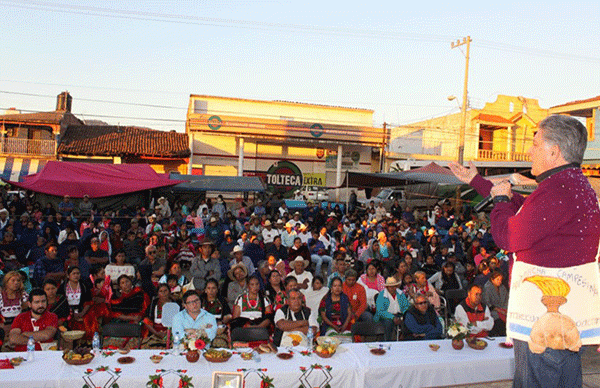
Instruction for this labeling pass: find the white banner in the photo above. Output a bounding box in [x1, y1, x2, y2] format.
[507, 260, 600, 351]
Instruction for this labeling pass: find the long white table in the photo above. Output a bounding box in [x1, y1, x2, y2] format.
[0, 339, 515, 388]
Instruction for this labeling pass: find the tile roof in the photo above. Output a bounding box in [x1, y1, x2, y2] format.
[58, 126, 190, 159]
[472, 113, 514, 125]
[0, 111, 83, 125]
[550, 95, 600, 109]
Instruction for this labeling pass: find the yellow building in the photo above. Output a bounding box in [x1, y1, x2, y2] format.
[186, 95, 386, 196]
[389, 95, 548, 170]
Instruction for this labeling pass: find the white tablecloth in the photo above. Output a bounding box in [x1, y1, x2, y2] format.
[0, 339, 515, 388]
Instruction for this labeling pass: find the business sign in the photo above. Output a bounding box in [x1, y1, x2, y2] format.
[265, 160, 303, 197]
[310, 123, 324, 138]
[303, 173, 326, 187]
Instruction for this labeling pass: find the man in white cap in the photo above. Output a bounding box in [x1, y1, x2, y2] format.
[374, 276, 410, 341]
[281, 222, 297, 248]
[297, 224, 311, 245]
[229, 245, 255, 275]
[261, 219, 279, 245]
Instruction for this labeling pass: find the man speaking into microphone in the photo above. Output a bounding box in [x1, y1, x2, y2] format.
[450, 115, 600, 388]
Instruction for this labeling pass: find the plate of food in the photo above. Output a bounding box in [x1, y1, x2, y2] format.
[204, 349, 232, 363]
[466, 338, 488, 350]
[428, 344, 440, 352]
[370, 348, 386, 355]
[117, 356, 135, 364]
[240, 351, 254, 361]
[10, 357, 25, 366]
[63, 348, 94, 365]
[277, 352, 293, 360]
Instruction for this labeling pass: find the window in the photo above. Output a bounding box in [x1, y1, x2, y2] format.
[193, 100, 207, 114]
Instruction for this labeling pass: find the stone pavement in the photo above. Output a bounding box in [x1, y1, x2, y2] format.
[447, 345, 600, 388]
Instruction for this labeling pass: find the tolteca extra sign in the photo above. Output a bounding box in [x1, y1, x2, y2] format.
[266, 160, 303, 197]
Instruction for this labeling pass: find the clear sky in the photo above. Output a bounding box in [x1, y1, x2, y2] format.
[1, 0, 599, 132]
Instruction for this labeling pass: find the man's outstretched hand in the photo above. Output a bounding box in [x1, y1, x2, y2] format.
[448, 161, 478, 184]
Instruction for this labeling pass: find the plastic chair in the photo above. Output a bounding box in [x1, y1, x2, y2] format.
[230, 327, 270, 342]
[444, 289, 467, 326]
[351, 321, 385, 342]
[161, 302, 181, 349]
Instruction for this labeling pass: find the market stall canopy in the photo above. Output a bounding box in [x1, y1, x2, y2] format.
[340, 162, 535, 189]
[169, 173, 266, 192]
[3, 161, 183, 198]
[340, 162, 463, 188]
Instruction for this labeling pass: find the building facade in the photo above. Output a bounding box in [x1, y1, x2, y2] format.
[388, 95, 548, 171]
[0, 91, 82, 181]
[186, 95, 387, 196]
[549, 96, 600, 174]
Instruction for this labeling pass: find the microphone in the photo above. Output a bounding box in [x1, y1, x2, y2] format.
[473, 175, 518, 212]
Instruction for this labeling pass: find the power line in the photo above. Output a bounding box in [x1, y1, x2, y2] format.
[2, 0, 599, 63]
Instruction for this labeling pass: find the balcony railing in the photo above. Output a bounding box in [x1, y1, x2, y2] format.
[478, 149, 530, 162]
[1, 138, 56, 156]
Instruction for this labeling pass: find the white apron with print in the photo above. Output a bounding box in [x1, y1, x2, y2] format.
[507, 252, 600, 351]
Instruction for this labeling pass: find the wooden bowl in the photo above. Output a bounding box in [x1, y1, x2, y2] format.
[466, 338, 488, 350]
[204, 350, 232, 363]
[62, 330, 85, 341]
[315, 350, 335, 358]
[63, 353, 94, 365]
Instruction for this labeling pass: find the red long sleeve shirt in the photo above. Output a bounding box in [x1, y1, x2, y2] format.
[470, 167, 600, 268]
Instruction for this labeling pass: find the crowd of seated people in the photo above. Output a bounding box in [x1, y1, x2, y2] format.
[0, 189, 510, 350]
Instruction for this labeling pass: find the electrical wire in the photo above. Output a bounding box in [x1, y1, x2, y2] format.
[1, 0, 598, 63]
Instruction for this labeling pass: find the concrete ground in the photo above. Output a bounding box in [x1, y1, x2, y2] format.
[447, 345, 600, 388]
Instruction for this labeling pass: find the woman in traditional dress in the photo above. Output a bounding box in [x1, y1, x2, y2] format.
[230, 275, 271, 330]
[0, 271, 28, 338]
[43, 279, 69, 327]
[318, 277, 352, 336]
[59, 266, 93, 338]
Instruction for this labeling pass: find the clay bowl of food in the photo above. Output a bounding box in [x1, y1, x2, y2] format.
[466, 338, 488, 350]
[150, 355, 163, 364]
[63, 348, 94, 365]
[315, 336, 340, 358]
[203, 349, 232, 363]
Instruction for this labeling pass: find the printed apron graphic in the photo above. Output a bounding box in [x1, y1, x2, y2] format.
[523, 275, 581, 353]
[507, 260, 600, 351]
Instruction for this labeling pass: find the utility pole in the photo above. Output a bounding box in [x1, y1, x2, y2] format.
[451, 36, 471, 165]
[380, 122, 387, 172]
